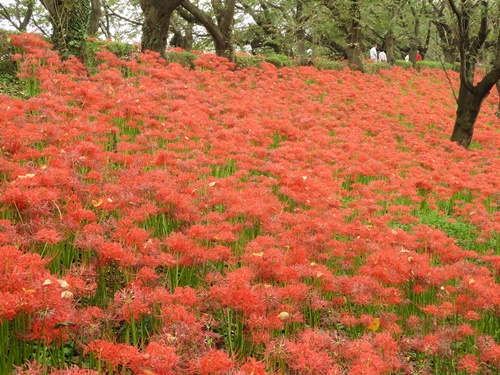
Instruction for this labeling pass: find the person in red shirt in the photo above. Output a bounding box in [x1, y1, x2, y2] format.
[416, 51, 422, 61]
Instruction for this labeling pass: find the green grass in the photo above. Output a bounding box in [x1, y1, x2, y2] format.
[211, 160, 237, 178]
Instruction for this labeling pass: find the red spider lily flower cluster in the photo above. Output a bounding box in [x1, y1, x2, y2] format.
[2, 33, 500, 374]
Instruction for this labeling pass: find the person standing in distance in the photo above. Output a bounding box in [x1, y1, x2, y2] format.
[244, 43, 252, 55]
[378, 50, 387, 62]
[370, 44, 378, 62]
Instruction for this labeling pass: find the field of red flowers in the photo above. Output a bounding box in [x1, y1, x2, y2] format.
[1, 33, 499, 375]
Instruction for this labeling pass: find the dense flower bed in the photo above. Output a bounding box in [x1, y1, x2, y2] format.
[0, 33, 499, 375]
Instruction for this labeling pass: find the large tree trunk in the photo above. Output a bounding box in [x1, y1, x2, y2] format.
[451, 62, 500, 148]
[170, 21, 194, 50]
[217, 0, 236, 61]
[346, 0, 363, 72]
[140, 0, 183, 57]
[450, 78, 500, 147]
[385, 1, 403, 65]
[450, 83, 484, 148]
[385, 32, 395, 64]
[409, 16, 420, 68]
[40, 0, 91, 59]
[443, 47, 457, 64]
[212, 33, 234, 61]
[448, 0, 500, 148]
[88, 0, 101, 36]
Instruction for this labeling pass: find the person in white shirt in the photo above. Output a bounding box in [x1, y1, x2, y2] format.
[378, 50, 387, 62]
[370, 44, 378, 62]
[244, 43, 252, 55]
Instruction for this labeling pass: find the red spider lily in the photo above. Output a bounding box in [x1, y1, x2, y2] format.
[46, 368, 99, 375]
[188, 349, 234, 375]
[14, 360, 43, 375]
[0, 219, 21, 245]
[33, 228, 63, 244]
[477, 335, 500, 367]
[110, 285, 151, 322]
[281, 340, 335, 374]
[341, 336, 400, 375]
[458, 354, 480, 374]
[85, 340, 141, 371]
[266, 330, 340, 374]
[239, 357, 267, 375]
[139, 342, 179, 375]
[0, 291, 19, 320]
[207, 267, 267, 316]
[421, 301, 456, 319]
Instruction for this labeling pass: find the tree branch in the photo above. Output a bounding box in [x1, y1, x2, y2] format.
[20, 0, 35, 31]
[219, 0, 235, 37]
[31, 16, 50, 37]
[181, 0, 224, 43]
[447, 0, 462, 32]
[176, 7, 197, 24]
[0, 4, 18, 30]
[471, 0, 489, 53]
[492, 24, 500, 69]
[103, 1, 142, 26]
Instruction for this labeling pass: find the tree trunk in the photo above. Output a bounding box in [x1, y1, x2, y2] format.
[450, 84, 482, 148]
[296, 0, 307, 66]
[448, 0, 500, 148]
[216, 0, 236, 61]
[443, 48, 456, 64]
[101, 7, 111, 39]
[170, 22, 194, 50]
[213, 34, 234, 61]
[140, 0, 183, 57]
[346, 0, 363, 72]
[88, 0, 101, 36]
[181, 0, 236, 61]
[432, 19, 458, 65]
[496, 81, 500, 118]
[19, 0, 35, 31]
[385, 2, 402, 65]
[40, 0, 91, 60]
[185, 24, 193, 50]
[419, 20, 432, 59]
[385, 32, 395, 64]
[409, 16, 420, 68]
[325, 39, 347, 59]
[451, 67, 500, 148]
